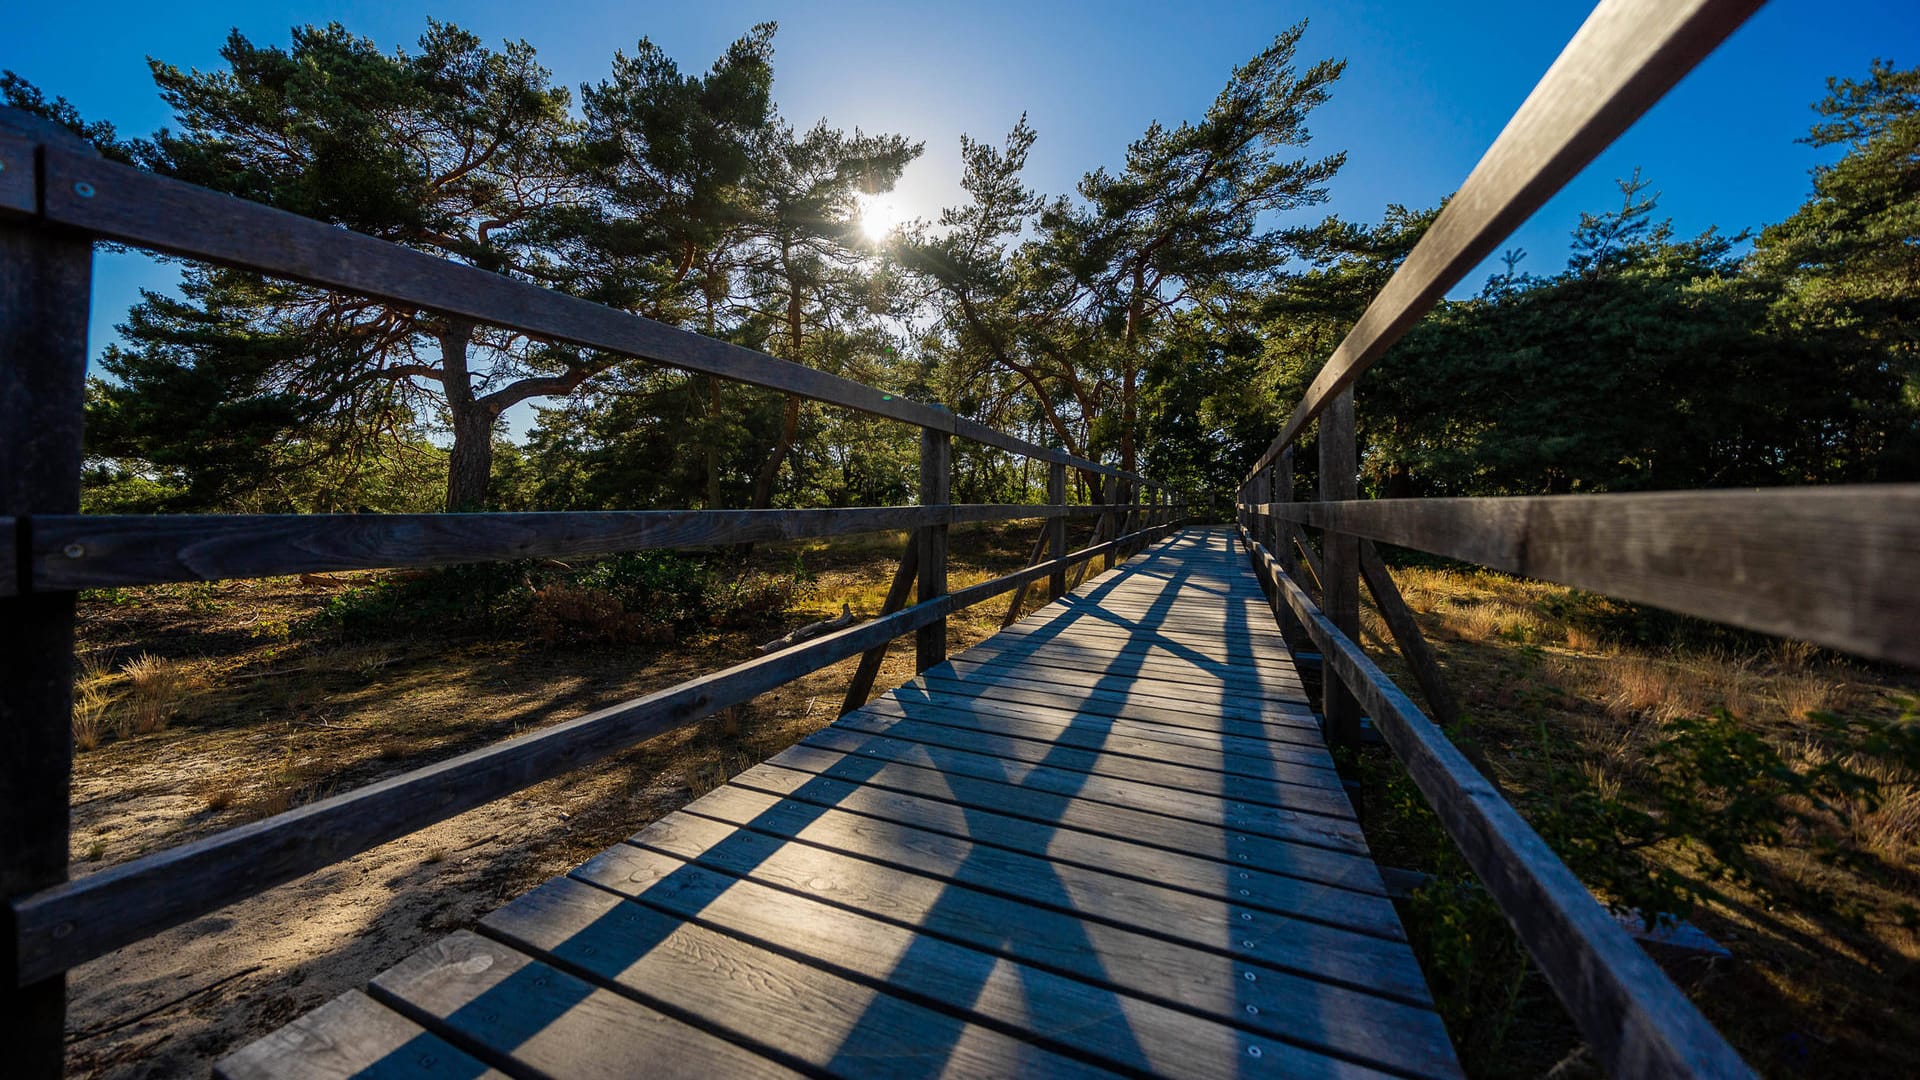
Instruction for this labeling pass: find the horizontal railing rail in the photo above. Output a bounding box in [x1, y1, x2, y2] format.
[11, 503, 1161, 593]
[0, 128, 1137, 482]
[0, 100, 1194, 1073]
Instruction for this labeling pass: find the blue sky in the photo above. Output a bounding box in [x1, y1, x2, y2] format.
[7, 0, 1916, 402]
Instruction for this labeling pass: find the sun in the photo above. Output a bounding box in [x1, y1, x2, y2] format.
[856, 192, 901, 242]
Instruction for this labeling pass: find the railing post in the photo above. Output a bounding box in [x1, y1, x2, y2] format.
[1275, 448, 1306, 645]
[0, 112, 96, 1078]
[1105, 472, 1121, 568]
[1320, 387, 1362, 746]
[915, 422, 950, 671]
[1047, 462, 1067, 600]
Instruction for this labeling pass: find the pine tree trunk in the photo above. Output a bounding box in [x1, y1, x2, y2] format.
[437, 318, 493, 512]
[446, 404, 496, 512]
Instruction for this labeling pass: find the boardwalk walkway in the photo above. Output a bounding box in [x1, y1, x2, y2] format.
[217, 528, 1461, 1080]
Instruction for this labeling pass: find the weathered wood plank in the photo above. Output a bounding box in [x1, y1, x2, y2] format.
[911, 668, 1319, 733]
[32, 504, 1101, 590]
[850, 699, 1345, 796]
[213, 990, 508, 1080]
[860, 691, 1337, 771]
[725, 762, 1398, 938]
[369, 932, 803, 1079]
[674, 785, 1421, 998]
[568, 846, 1451, 1078]
[609, 810, 1445, 1020]
[1260, 486, 1920, 667]
[1246, 0, 1765, 476]
[953, 636, 1306, 694]
[799, 725, 1369, 853]
[763, 740, 1384, 893]
[1254, 541, 1757, 1078]
[939, 649, 1310, 705]
[486, 875, 1363, 1080]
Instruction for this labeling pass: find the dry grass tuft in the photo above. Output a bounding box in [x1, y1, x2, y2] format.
[1775, 676, 1841, 721]
[71, 657, 114, 751]
[120, 653, 202, 736]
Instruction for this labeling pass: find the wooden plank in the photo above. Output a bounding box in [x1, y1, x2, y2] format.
[945, 645, 1306, 704]
[854, 697, 1342, 788]
[761, 740, 1381, 890]
[486, 875, 1366, 1080]
[214, 990, 508, 1080]
[912, 668, 1318, 732]
[0, 111, 94, 1075]
[1245, 0, 1765, 477]
[368, 932, 802, 1079]
[940, 648, 1309, 704]
[1257, 544, 1757, 1078]
[987, 621, 1298, 665]
[608, 811, 1446, 1019]
[561, 849, 1451, 1079]
[675, 785, 1420, 996]
[799, 726, 1368, 853]
[32, 504, 1090, 590]
[36, 144, 1146, 484]
[864, 686, 1332, 766]
[834, 708, 1352, 818]
[724, 762, 1399, 938]
[1261, 486, 1920, 667]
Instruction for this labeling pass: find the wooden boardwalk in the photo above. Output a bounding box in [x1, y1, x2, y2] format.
[217, 528, 1461, 1080]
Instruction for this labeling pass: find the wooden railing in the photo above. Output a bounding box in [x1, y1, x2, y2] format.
[1233, 1, 1918, 1077]
[0, 107, 1190, 1073]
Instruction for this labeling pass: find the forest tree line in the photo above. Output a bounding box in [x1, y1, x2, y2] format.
[4, 23, 1915, 514]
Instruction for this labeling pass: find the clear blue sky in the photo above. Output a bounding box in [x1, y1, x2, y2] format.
[7, 0, 1915, 399]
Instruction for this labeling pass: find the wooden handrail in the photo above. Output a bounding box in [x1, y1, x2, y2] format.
[0, 129, 1141, 485]
[1251, 488, 1920, 668]
[10, 503, 1180, 594]
[1240, 528, 1755, 1079]
[1242, 0, 1764, 484]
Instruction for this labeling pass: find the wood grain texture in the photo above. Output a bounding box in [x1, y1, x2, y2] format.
[369, 932, 803, 1080]
[1252, 538, 1756, 1078]
[32, 504, 1101, 589]
[213, 990, 508, 1080]
[0, 127, 94, 1073]
[1319, 388, 1362, 746]
[1258, 486, 1920, 667]
[1245, 0, 1764, 480]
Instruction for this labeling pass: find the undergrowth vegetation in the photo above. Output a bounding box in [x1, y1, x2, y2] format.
[1350, 557, 1920, 1077]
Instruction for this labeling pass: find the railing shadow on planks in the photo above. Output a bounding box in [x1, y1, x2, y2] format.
[0, 104, 1194, 1075]
[1228, 1, 1916, 1078]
